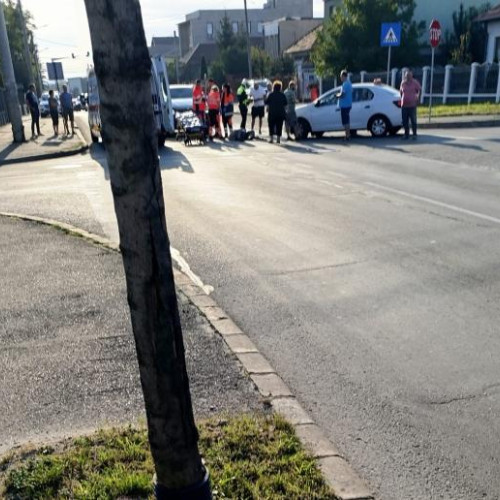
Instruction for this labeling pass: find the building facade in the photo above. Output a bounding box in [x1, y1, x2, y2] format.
[178, 0, 313, 56]
[477, 5, 500, 63]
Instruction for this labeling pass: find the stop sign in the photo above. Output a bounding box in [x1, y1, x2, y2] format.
[429, 19, 441, 48]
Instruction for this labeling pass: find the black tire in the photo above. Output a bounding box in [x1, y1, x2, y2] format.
[389, 126, 401, 136]
[368, 115, 390, 137]
[295, 119, 311, 140]
[313, 131, 324, 139]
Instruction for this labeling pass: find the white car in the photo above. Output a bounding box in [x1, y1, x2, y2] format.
[170, 84, 194, 113]
[295, 83, 403, 139]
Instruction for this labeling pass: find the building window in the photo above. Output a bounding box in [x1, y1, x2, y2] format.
[232, 21, 238, 33]
[257, 22, 264, 34]
[207, 22, 213, 38]
[496, 37, 500, 62]
[329, 6, 334, 16]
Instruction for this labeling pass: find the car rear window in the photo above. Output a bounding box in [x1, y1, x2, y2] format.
[170, 87, 192, 99]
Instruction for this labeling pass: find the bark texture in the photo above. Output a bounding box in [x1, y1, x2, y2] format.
[84, 0, 205, 489]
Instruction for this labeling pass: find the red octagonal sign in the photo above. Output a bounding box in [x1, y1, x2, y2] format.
[429, 19, 441, 48]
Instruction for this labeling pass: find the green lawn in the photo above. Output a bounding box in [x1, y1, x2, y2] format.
[418, 102, 500, 118]
[0, 414, 335, 499]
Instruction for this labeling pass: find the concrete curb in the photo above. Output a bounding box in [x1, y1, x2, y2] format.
[0, 211, 374, 500]
[1, 129, 88, 166]
[419, 118, 500, 129]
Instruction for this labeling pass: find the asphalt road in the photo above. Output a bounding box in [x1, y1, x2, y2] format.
[1, 121, 499, 499]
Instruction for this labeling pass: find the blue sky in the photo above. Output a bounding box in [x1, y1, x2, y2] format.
[22, 0, 324, 78]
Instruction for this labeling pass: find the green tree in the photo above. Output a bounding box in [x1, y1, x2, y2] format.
[445, 3, 489, 64]
[209, 15, 248, 80]
[200, 55, 208, 80]
[312, 0, 424, 76]
[269, 54, 295, 78]
[0, 0, 39, 90]
[251, 47, 271, 78]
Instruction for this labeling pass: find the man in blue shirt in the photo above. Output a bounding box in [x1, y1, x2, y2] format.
[336, 70, 352, 141]
[60, 84, 75, 135]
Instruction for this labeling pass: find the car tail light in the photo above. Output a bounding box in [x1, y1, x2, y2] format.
[393, 99, 402, 108]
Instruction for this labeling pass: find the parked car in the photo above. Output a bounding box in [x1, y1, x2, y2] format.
[294, 83, 402, 139]
[170, 84, 194, 113]
[72, 97, 82, 111]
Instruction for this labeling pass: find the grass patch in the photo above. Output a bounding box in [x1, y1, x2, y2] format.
[418, 102, 500, 118]
[0, 414, 334, 499]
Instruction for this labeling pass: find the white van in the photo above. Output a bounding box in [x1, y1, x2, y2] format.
[87, 55, 174, 147]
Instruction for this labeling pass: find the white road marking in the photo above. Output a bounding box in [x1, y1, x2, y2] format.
[170, 246, 214, 295]
[365, 182, 500, 226]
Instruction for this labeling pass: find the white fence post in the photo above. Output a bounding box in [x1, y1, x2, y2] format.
[391, 68, 398, 88]
[496, 63, 500, 104]
[421, 66, 430, 104]
[468, 62, 480, 105]
[360, 70, 367, 83]
[443, 64, 453, 104]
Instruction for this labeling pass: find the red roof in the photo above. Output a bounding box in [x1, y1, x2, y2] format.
[476, 4, 500, 22]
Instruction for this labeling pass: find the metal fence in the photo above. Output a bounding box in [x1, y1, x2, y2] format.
[312, 62, 500, 104]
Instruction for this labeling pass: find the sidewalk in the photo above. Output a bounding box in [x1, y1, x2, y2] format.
[0, 215, 265, 456]
[0, 115, 87, 165]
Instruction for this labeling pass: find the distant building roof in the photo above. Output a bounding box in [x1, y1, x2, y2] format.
[284, 25, 322, 55]
[180, 43, 219, 66]
[150, 37, 179, 59]
[476, 4, 500, 23]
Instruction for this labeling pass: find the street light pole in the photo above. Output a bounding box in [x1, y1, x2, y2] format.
[0, 0, 25, 142]
[243, 0, 252, 79]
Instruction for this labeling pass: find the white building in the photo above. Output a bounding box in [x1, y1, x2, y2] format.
[477, 5, 500, 63]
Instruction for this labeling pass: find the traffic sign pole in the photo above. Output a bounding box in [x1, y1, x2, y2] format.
[386, 46, 392, 85]
[428, 47, 435, 123]
[428, 19, 441, 122]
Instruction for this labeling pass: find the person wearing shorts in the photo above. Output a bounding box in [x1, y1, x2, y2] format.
[336, 70, 352, 141]
[60, 84, 75, 135]
[249, 82, 266, 135]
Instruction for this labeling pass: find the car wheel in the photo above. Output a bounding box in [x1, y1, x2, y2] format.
[295, 119, 311, 140]
[368, 115, 390, 137]
[313, 131, 324, 139]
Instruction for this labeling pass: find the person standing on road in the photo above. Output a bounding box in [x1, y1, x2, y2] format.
[236, 79, 250, 129]
[221, 83, 234, 139]
[48, 90, 59, 136]
[25, 84, 41, 139]
[192, 80, 206, 122]
[284, 81, 297, 140]
[400, 69, 421, 140]
[265, 80, 287, 144]
[207, 84, 222, 140]
[336, 70, 352, 141]
[249, 81, 266, 136]
[60, 85, 75, 136]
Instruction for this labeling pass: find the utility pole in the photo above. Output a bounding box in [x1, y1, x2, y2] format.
[243, 0, 252, 79]
[0, 0, 25, 142]
[17, 0, 33, 89]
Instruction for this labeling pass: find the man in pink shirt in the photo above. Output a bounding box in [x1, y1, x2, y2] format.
[400, 69, 421, 140]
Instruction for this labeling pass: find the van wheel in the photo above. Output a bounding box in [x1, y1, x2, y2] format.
[295, 119, 311, 140]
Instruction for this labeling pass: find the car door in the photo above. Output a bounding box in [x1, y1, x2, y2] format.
[350, 87, 375, 129]
[310, 89, 342, 132]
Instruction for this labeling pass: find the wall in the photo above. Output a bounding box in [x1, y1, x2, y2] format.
[486, 20, 500, 63]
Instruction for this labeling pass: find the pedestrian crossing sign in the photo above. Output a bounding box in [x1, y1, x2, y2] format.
[380, 22, 401, 47]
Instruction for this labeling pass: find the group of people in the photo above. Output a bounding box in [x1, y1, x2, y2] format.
[25, 84, 75, 140]
[191, 78, 298, 144]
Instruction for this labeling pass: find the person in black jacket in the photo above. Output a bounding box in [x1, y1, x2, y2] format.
[265, 80, 287, 144]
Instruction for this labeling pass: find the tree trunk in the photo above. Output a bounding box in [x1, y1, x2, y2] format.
[84, 1, 209, 495]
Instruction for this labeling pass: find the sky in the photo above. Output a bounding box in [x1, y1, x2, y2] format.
[22, 0, 325, 79]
